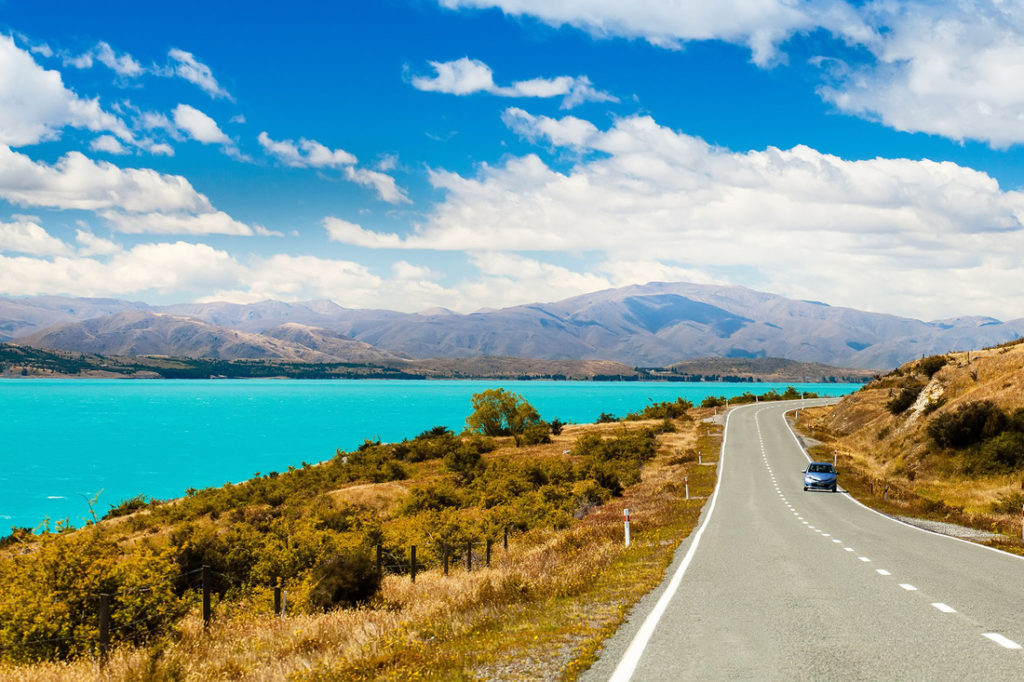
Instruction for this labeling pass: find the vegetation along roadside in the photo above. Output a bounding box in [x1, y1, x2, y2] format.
[0, 386, 815, 680]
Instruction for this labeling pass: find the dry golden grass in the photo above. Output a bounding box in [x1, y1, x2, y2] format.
[795, 344, 1024, 547]
[0, 413, 723, 681]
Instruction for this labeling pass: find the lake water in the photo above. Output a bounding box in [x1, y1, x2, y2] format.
[0, 379, 859, 534]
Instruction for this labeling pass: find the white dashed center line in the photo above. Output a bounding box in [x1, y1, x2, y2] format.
[844, 547, 854, 552]
[899, 584, 917, 591]
[876, 569, 891, 576]
[931, 603, 956, 613]
[984, 633, 1022, 649]
[858, 557, 871, 562]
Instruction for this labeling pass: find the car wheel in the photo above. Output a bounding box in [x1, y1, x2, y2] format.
[831, 484, 837, 492]
[803, 486, 807, 491]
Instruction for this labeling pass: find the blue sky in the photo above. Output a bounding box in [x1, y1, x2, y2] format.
[1, 0, 1023, 320]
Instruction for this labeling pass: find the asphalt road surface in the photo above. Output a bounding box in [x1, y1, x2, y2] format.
[583, 400, 1024, 681]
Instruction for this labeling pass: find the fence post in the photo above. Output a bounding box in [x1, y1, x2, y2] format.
[273, 577, 282, 617]
[466, 540, 473, 572]
[98, 592, 110, 666]
[376, 544, 383, 577]
[443, 546, 449, 576]
[486, 539, 493, 567]
[410, 545, 417, 583]
[503, 526, 509, 551]
[201, 565, 211, 628]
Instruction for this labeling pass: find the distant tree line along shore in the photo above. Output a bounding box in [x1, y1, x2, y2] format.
[0, 343, 872, 382]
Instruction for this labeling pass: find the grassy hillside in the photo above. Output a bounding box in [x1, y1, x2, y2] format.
[796, 338, 1024, 550]
[0, 392, 746, 680]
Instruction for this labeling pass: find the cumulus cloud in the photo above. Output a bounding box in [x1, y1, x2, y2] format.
[411, 57, 617, 108]
[330, 108, 1024, 318]
[323, 217, 405, 248]
[0, 218, 71, 256]
[100, 210, 254, 236]
[819, 1, 1024, 147]
[0, 35, 133, 146]
[436, 1, 869, 66]
[0, 144, 254, 235]
[259, 132, 409, 203]
[166, 48, 232, 99]
[75, 230, 122, 256]
[89, 134, 128, 155]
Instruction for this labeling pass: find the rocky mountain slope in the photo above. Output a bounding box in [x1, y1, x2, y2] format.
[5, 281, 1023, 369]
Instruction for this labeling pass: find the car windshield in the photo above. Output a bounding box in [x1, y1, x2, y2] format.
[808, 464, 833, 473]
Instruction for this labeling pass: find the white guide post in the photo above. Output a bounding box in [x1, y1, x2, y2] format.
[624, 508, 631, 548]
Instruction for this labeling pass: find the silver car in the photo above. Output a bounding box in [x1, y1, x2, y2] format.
[803, 462, 838, 492]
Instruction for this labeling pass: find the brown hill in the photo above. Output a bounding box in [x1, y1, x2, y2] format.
[803, 339, 1024, 540]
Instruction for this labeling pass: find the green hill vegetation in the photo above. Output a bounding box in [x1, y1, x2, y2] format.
[2, 388, 793, 680]
[797, 338, 1024, 550]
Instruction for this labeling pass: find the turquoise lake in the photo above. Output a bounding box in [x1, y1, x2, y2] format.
[0, 379, 860, 534]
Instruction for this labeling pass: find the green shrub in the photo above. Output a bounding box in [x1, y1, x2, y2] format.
[887, 385, 923, 414]
[308, 551, 381, 611]
[624, 398, 693, 421]
[595, 412, 618, 423]
[519, 422, 552, 445]
[916, 355, 948, 378]
[991, 491, 1024, 514]
[928, 400, 1007, 449]
[103, 494, 153, 520]
[550, 418, 565, 436]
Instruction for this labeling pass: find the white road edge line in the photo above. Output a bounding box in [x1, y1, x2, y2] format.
[983, 633, 1022, 649]
[607, 402, 741, 682]
[782, 404, 1024, 564]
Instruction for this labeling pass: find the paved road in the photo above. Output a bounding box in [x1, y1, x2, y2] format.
[584, 400, 1024, 681]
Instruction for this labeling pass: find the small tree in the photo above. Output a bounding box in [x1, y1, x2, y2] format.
[466, 388, 544, 446]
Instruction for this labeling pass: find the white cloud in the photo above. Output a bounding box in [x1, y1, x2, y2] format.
[0, 35, 133, 146]
[819, 1, 1024, 147]
[344, 166, 410, 204]
[436, 1, 870, 66]
[172, 104, 231, 145]
[75, 229, 122, 256]
[257, 132, 356, 167]
[259, 132, 409, 203]
[412, 57, 617, 108]
[94, 41, 144, 77]
[64, 41, 144, 78]
[334, 109, 1024, 318]
[0, 144, 254, 236]
[0, 241, 244, 298]
[167, 49, 232, 99]
[323, 217, 405, 248]
[148, 142, 175, 156]
[90, 135, 128, 155]
[100, 210, 254, 236]
[0, 218, 70, 256]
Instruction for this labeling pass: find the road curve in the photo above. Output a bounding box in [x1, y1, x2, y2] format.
[583, 400, 1024, 681]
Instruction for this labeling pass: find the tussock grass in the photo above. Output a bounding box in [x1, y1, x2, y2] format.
[0, 414, 722, 681]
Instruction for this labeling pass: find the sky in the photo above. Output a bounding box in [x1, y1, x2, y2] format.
[1, 0, 1024, 321]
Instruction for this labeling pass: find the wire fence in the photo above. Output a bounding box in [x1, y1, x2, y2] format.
[0, 529, 517, 667]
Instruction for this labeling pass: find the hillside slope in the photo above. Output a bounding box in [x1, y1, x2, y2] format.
[803, 338, 1024, 543]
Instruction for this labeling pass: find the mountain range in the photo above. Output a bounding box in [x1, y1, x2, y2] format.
[2, 282, 1021, 370]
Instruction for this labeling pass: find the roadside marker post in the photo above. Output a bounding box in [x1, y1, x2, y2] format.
[685, 476, 690, 501]
[624, 508, 631, 548]
[1021, 505, 1023, 541]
